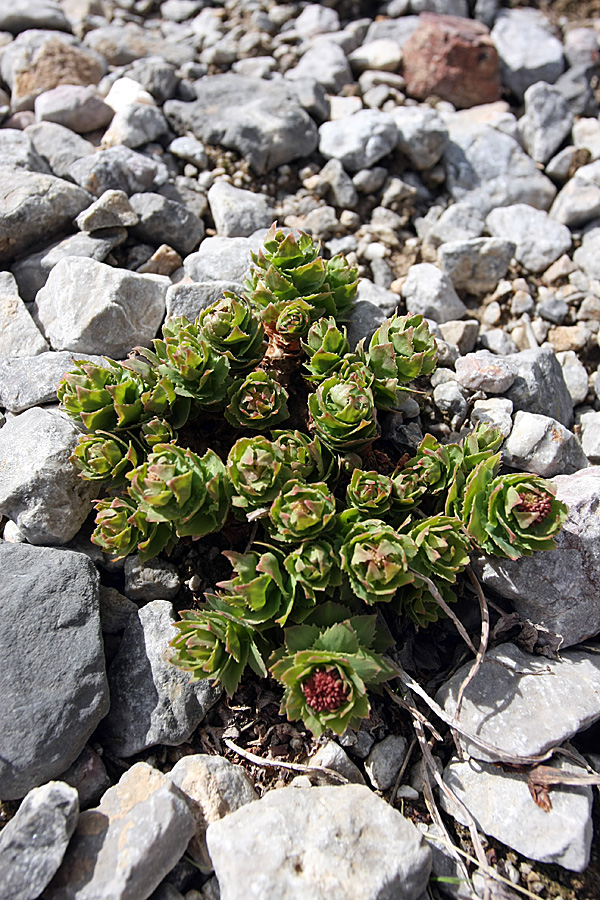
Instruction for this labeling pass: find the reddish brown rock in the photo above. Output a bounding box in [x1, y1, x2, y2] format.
[402, 13, 501, 110]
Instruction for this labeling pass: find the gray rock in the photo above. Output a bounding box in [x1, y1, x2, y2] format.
[75, 189, 139, 232]
[503, 410, 588, 477]
[0, 544, 108, 799]
[432, 381, 469, 426]
[308, 740, 366, 785]
[391, 105, 448, 170]
[294, 4, 340, 38]
[352, 166, 388, 194]
[425, 202, 485, 249]
[471, 397, 514, 436]
[364, 735, 407, 791]
[12, 228, 128, 302]
[348, 39, 402, 75]
[208, 181, 274, 238]
[129, 192, 204, 257]
[34, 257, 168, 358]
[455, 350, 515, 392]
[25, 121, 95, 180]
[537, 293, 569, 325]
[165, 75, 318, 175]
[438, 237, 514, 294]
[346, 300, 387, 349]
[442, 757, 592, 872]
[338, 729, 375, 760]
[100, 600, 221, 757]
[169, 135, 208, 169]
[0, 781, 79, 900]
[319, 158, 359, 209]
[545, 145, 584, 184]
[184, 234, 263, 284]
[59, 747, 110, 811]
[479, 327, 518, 355]
[47, 763, 195, 900]
[69, 145, 168, 197]
[0, 0, 70, 34]
[554, 64, 598, 118]
[437, 642, 600, 762]
[411, 0, 468, 13]
[0, 351, 103, 413]
[491, 9, 564, 100]
[124, 555, 181, 601]
[557, 350, 589, 405]
[550, 160, 600, 228]
[102, 103, 169, 150]
[518, 81, 574, 164]
[169, 754, 257, 871]
[0, 128, 51, 173]
[34, 84, 114, 133]
[99, 586, 137, 635]
[128, 57, 179, 105]
[574, 225, 600, 280]
[580, 411, 600, 462]
[285, 76, 330, 124]
[0, 271, 48, 356]
[206, 785, 431, 900]
[485, 204, 571, 274]
[355, 278, 398, 317]
[165, 280, 240, 321]
[84, 22, 193, 67]
[0, 167, 91, 264]
[504, 346, 574, 427]
[319, 110, 397, 173]
[401, 263, 467, 324]
[364, 16, 420, 47]
[439, 319, 479, 355]
[286, 39, 353, 94]
[480, 467, 600, 646]
[0, 407, 97, 543]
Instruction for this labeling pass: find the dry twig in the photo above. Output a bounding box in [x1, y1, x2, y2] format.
[224, 738, 349, 783]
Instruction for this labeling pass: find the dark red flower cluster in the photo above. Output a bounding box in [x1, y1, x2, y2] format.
[516, 491, 552, 522]
[301, 667, 348, 712]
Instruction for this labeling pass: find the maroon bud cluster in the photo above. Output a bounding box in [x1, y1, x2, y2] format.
[301, 667, 348, 712]
[516, 491, 552, 522]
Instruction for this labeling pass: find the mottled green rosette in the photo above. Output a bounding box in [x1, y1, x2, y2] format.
[405, 433, 463, 496]
[340, 519, 417, 604]
[284, 539, 341, 601]
[140, 417, 176, 449]
[357, 313, 437, 406]
[58, 358, 156, 431]
[198, 293, 265, 373]
[302, 317, 350, 383]
[215, 548, 298, 626]
[346, 469, 393, 517]
[462, 457, 568, 560]
[408, 515, 470, 584]
[395, 579, 458, 628]
[225, 370, 289, 430]
[272, 430, 335, 484]
[127, 443, 230, 538]
[71, 431, 138, 486]
[308, 372, 379, 452]
[268, 480, 336, 543]
[227, 435, 287, 511]
[91, 495, 174, 562]
[270, 613, 394, 736]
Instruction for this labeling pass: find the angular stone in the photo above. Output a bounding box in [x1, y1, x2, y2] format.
[437, 642, 600, 761]
[0, 270, 48, 356]
[0, 128, 51, 173]
[348, 39, 402, 75]
[401, 263, 467, 323]
[84, 22, 193, 68]
[0, 350, 103, 413]
[164, 74, 318, 175]
[129, 192, 205, 257]
[504, 346, 574, 427]
[471, 397, 513, 436]
[165, 280, 241, 321]
[69, 146, 168, 197]
[550, 168, 600, 229]
[0, 407, 97, 543]
[207, 181, 274, 238]
[25, 121, 95, 180]
[364, 735, 407, 791]
[557, 350, 589, 405]
[0, 0, 70, 34]
[34, 257, 168, 358]
[0, 167, 91, 264]
[206, 785, 432, 900]
[127, 56, 179, 105]
[34, 84, 114, 133]
[355, 278, 398, 317]
[0, 544, 108, 799]
[391, 106, 448, 170]
[491, 8, 564, 100]
[102, 103, 169, 150]
[442, 757, 592, 872]
[518, 81, 574, 165]
[123, 555, 181, 602]
[286, 39, 353, 95]
[346, 300, 388, 349]
[438, 237, 514, 294]
[503, 410, 588, 477]
[100, 600, 221, 757]
[12, 229, 128, 302]
[294, 4, 340, 38]
[479, 467, 600, 646]
[438, 319, 479, 354]
[75, 189, 139, 232]
[47, 763, 195, 900]
[486, 204, 571, 274]
[183, 234, 263, 284]
[0, 781, 79, 900]
[0, 31, 106, 111]
[455, 350, 515, 392]
[573, 224, 600, 280]
[169, 754, 257, 871]
[59, 746, 111, 811]
[308, 740, 366, 786]
[319, 110, 397, 173]
[403, 13, 501, 109]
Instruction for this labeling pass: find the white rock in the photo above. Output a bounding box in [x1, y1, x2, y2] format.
[579, 410, 600, 462]
[491, 9, 564, 100]
[503, 409, 588, 477]
[471, 397, 513, 437]
[518, 81, 573, 165]
[401, 263, 467, 323]
[486, 204, 571, 274]
[348, 40, 401, 74]
[364, 735, 407, 791]
[104, 76, 155, 112]
[391, 106, 448, 171]
[438, 237, 514, 293]
[0, 271, 48, 357]
[319, 110, 398, 173]
[557, 350, 589, 405]
[208, 181, 274, 238]
[573, 117, 600, 161]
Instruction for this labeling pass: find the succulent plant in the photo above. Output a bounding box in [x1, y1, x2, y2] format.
[198, 293, 266, 373]
[308, 371, 379, 452]
[170, 603, 266, 697]
[270, 612, 394, 737]
[127, 443, 231, 538]
[225, 369, 289, 430]
[405, 433, 463, 497]
[71, 431, 139, 486]
[284, 539, 341, 601]
[358, 313, 437, 407]
[268, 479, 337, 543]
[390, 469, 427, 515]
[408, 514, 470, 583]
[302, 317, 350, 383]
[138, 316, 231, 408]
[216, 548, 297, 626]
[395, 579, 458, 629]
[264, 299, 314, 349]
[58, 358, 154, 431]
[227, 435, 287, 511]
[271, 429, 335, 484]
[340, 519, 418, 605]
[461, 457, 568, 560]
[91, 495, 174, 563]
[346, 469, 393, 517]
[141, 417, 177, 449]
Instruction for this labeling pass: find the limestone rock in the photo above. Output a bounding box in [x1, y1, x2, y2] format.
[0, 271, 48, 357]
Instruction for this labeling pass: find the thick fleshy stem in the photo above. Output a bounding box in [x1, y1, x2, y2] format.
[301, 668, 347, 712]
